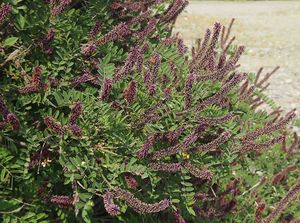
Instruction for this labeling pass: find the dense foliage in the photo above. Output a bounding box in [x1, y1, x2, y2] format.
[0, 0, 299, 222]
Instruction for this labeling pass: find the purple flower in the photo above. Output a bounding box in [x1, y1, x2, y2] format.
[123, 80, 137, 104]
[196, 73, 247, 111]
[0, 122, 7, 130]
[6, 113, 20, 130]
[96, 22, 132, 47]
[169, 62, 179, 88]
[177, 38, 188, 56]
[197, 113, 234, 126]
[136, 49, 144, 74]
[113, 47, 138, 83]
[68, 124, 82, 137]
[111, 101, 122, 110]
[162, 0, 189, 23]
[113, 188, 170, 214]
[137, 133, 159, 159]
[183, 161, 213, 181]
[103, 191, 120, 216]
[18, 66, 46, 94]
[184, 73, 197, 109]
[192, 131, 231, 153]
[150, 52, 161, 81]
[32, 66, 43, 86]
[50, 0, 72, 16]
[141, 42, 149, 54]
[152, 124, 207, 159]
[128, 11, 152, 26]
[69, 101, 83, 125]
[161, 35, 178, 46]
[165, 127, 186, 144]
[215, 46, 245, 80]
[49, 195, 74, 207]
[99, 78, 113, 101]
[242, 110, 296, 141]
[48, 78, 60, 87]
[242, 135, 285, 153]
[263, 178, 300, 223]
[143, 69, 151, 87]
[134, 18, 157, 40]
[163, 87, 172, 98]
[124, 173, 139, 189]
[149, 162, 182, 172]
[148, 84, 157, 96]
[190, 29, 211, 72]
[0, 3, 12, 25]
[18, 85, 40, 94]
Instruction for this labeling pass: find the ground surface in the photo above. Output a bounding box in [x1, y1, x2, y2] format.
[174, 1, 300, 116]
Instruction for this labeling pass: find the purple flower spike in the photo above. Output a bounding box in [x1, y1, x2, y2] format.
[137, 133, 158, 159]
[100, 78, 113, 101]
[113, 188, 170, 214]
[103, 191, 120, 216]
[49, 195, 74, 207]
[0, 3, 12, 25]
[6, 113, 20, 130]
[123, 80, 137, 104]
[89, 20, 102, 38]
[69, 101, 83, 125]
[149, 162, 182, 172]
[44, 116, 66, 136]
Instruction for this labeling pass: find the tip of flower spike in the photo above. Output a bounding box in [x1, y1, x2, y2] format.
[214, 22, 222, 30]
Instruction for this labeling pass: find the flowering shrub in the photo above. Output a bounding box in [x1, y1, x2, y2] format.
[1, 0, 300, 223]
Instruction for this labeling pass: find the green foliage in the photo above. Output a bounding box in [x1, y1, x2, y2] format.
[0, 1, 299, 223]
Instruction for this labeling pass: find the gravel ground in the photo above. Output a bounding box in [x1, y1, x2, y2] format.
[174, 1, 300, 116]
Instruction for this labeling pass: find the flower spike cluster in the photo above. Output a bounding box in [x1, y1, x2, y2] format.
[99, 78, 113, 101]
[19, 66, 47, 94]
[183, 161, 213, 181]
[241, 110, 296, 142]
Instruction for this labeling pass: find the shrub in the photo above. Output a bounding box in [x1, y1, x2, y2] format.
[1, 1, 299, 223]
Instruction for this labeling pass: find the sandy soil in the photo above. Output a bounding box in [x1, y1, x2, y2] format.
[174, 1, 300, 115]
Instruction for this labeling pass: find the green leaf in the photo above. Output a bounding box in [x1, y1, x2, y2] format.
[82, 201, 93, 223]
[17, 14, 26, 29]
[4, 37, 19, 47]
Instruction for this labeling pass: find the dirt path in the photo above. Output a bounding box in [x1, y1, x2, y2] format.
[174, 1, 300, 116]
